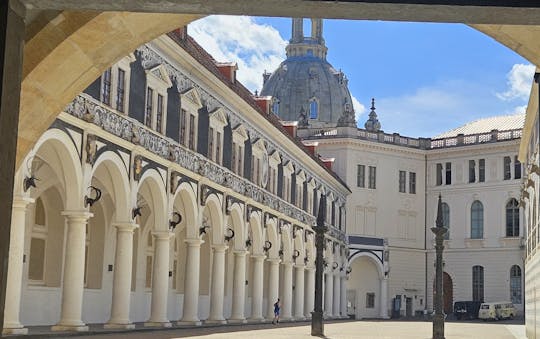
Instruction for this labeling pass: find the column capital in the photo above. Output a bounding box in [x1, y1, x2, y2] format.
[113, 222, 138, 232]
[152, 231, 173, 240]
[294, 263, 306, 269]
[61, 210, 93, 220]
[185, 238, 204, 246]
[12, 195, 33, 209]
[250, 254, 266, 261]
[233, 250, 249, 256]
[281, 260, 294, 267]
[305, 266, 316, 271]
[211, 243, 228, 252]
[267, 257, 281, 264]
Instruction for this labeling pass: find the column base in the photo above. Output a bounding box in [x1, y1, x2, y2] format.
[294, 316, 306, 321]
[144, 321, 172, 328]
[104, 322, 136, 329]
[228, 318, 247, 324]
[177, 320, 202, 326]
[2, 327, 28, 335]
[247, 317, 266, 323]
[205, 319, 227, 325]
[51, 324, 89, 332]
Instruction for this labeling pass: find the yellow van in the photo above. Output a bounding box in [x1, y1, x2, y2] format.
[478, 302, 516, 320]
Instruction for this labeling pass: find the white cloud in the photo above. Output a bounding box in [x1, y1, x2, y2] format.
[189, 16, 287, 92]
[496, 63, 535, 101]
[509, 104, 527, 115]
[351, 95, 366, 124]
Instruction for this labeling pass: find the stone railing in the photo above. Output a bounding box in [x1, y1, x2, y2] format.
[64, 94, 347, 242]
[430, 129, 522, 149]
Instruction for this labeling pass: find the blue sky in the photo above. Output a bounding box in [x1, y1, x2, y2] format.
[189, 16, 534, 138]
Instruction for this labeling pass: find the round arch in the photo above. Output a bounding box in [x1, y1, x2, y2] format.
[349, 250, 384, 279]
[248, 211, 263, 256]
[137, 169, 167, 232]
[172, 181, 198, 239]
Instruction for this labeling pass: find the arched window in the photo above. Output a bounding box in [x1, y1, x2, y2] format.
[510, 265, 522, 304]
[471, 200, 483, 239]
[472, 265, 484, 302]
[442, 202, 450, 240]
[309, 99, 318, 119]
[506, 198, 520, 237]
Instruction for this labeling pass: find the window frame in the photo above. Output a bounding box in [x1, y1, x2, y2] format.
[399, 170, 406, 193]
[145, 64, 172, 134]
[506, 198, 520, 237]
[472, 265, 484, 302]
[471, 200, 484, 239]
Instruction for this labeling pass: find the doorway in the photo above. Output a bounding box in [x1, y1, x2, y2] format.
[346, 290, 356, 319]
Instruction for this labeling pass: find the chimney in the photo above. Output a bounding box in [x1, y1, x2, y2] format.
[302, 140, 319, 156]
[281, 121, 298, 138]
[254, 96, 272, 114]
[215, 62, 238, 83]
[319, 157, 335, 171]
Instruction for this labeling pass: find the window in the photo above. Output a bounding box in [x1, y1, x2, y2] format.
[188, 114, 195, 150]
[479, 159, 485, 182]
[399, 170, 406, 193]
[216, 131, 222, 164]
[409, 172, 416, 194]
[156, 94, 164, 133]
[145, 87, 153, 128]
[504, 156, 511, 180]
[445, 162, 452, 185]
[310, 99, 318, 119]
[442, 202, 450, 240]
[272, 100, 279, 115]
[472, 265, 484, 302]
[436, 163, 443, 186]
[101, 67, 112, 105]
[208, 127, 214, 161]
[469, 160, 476, 183]
[366, 293, 375, 308]
[471, 200, 484, 239]
[514, 156, 522, 179]
[357, 165, 365, 188]
[179, 109, 187, 145]
[116, 68, 126, 112]
[506, 198, 520, 237]
[368, 166, 376, 189]
[510, 265, 522, 304]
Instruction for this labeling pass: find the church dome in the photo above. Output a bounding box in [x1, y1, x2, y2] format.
[260, 18, 356, 128]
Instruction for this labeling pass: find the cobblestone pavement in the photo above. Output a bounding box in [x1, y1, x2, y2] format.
[54, 319, 525, 339]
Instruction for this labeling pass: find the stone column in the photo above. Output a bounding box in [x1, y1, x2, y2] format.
[207, 244, 227, 324]
[178, 238, 203, 325]
[324, 271, 333, 318]
[0, 2, 25, 333]
[333, 273, 341, 317]
[340, 275, 347, 318]
[3, 196, 32, 335]
[249, 254, 265, 322]
[304, 267, 315, 318]
[293, 263, 305, 320]
[281, 261, 293, 320]
[105, 223, 137, 329]
[266, 258, 280, 320]
[52, 211, 93, 332]
[380, 277, 389, 319]
[145, 231, 172, 327]
[229, 250, 247, 323]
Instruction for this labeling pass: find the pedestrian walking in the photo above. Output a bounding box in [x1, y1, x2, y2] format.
[272, 298, 281, 324]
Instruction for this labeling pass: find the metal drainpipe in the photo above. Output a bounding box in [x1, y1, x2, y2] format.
[424, 153, 429, 313]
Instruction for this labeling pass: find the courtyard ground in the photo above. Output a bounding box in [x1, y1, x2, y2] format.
[8, 318, 526, 339]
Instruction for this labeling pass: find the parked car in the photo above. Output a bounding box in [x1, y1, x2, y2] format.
[454, 301, 482, 320]
[478, 302, 516, 321]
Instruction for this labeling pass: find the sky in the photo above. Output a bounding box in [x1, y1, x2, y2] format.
[188, 16, 535, 138]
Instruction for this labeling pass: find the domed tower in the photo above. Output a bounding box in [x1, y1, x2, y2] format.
[260, 18, 356, 129]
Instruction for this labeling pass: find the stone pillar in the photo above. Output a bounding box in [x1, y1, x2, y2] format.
[52, 211, 93, 332]
[229, 250, 247, 323]
[333, 273, 341, 317]
[178, 238, 203, 325]
[145, 231, 172, 327]
[207, 244, 227, 324]
[281, 261, 293, 320]
[266, 258, 280, 320]
[3, 196, 32, 335]
[249, 254, 265, 321]
[0, 2, 25, 332]
[380, 277, 389, 319]
[340, 275, 347, 318]
[293, 264, 305, 320]
[105, 223, 137, 329]
[304, 267, 315, 318]
[324, 271, 333, 318]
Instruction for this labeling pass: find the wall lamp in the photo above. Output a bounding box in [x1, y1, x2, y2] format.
[23, 176, 38, 192]
[169, 211, 182, 231]
[245, 238, 252, 248]
[346, 267, 352, 275]
[292, 249, 300, 262]
[332, 262, 339, 270]
[132, 206, 142, 219]
[84, 186, 102, 208]
[225, 228, 235, 242]
[263, 240, 272, 253]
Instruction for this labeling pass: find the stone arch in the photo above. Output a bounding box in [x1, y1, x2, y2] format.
[31, 128, 84, 210]
[248, 211, 263, 256]
[305, 233, 316, 267]
[172, 181, 198, 239]
[90, 151, 131, 222]
[137, 169, 168, 232]
[227, 203, 245, 251]
[280, 223, 293, 262]
[349, 251, 384, 279]
[202, 193, 224, 245]
[293, 227, 305, 263]
[265, 218, 279, 259]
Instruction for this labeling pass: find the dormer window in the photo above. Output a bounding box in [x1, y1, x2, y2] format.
[232, 125, 249, 176]
[296, 170, 306, 209]
[208, 108, 228, 165]
[283, 161, 294, 202]
[101, 54, 135, 114]
[116, 69, 126, 112]
[180, 88, 203, 151]
[101, 68, 112, 106]
[272, 99, 280, 115]
[145, 64, 172, 134]
[309, 98, 318, 119]
[252, 138, 268, 187]
[268, 151, 281, 195]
